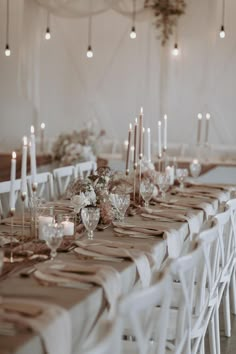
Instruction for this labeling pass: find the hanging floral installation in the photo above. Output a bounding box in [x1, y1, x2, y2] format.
[144, 0, 186, 45]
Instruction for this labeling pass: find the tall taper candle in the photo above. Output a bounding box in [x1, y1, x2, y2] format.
[197, 113, 202, 145]
[133, 118, 138, 169]
[142, 127, 145, 157]
[30, 125, 37, 187]
[20, 137, 28, 198]
[40, 122, 45, 154]
[138, 107, 143, 160]
[125, 123, 132, 175]
[205, 113, 211, 144]
[158, 121, 162, 158]
[163, 114, 167, 151]
[147, 128, 151, 162]
[9, 151, 16, 211]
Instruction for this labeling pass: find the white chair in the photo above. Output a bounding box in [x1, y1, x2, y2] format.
[0, 179, 22, 217]
[226, 199, 236, 315]
[27, 172, 54, 201]
[76, 161, 97, 179]
[83, 268, 172, 354]
[53, 165, 76, 198]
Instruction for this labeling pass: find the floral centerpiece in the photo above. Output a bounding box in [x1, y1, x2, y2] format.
[66, 167, 133, 225]
[52, 124, 106, 166]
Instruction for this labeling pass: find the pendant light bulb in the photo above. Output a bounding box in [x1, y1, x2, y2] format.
[172, 43, 179, 56]
[87, 45, 93, 58]
[130, 26, 136, 39]
[219, 25, 225, 38]
[45, 27, 51, 40]
[5, 43, 10, 56]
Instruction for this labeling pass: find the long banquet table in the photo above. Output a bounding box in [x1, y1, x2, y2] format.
[0, 184, 233, 354]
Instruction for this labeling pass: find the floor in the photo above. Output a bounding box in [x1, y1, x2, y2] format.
[206, 311, 236, 354]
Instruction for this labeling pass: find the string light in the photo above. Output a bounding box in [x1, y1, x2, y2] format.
[45, 11, 51, 40]
[130, 0, 137, 39]
[87, 9, 93, 58]
[219, 0, 226, 39]
[5, 0, 11, 56]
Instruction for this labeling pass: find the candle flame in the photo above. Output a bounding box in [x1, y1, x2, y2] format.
[164, 114, 167, 120]
[206, 113, 211, 120]
[31, 125, 35, 134]
[129, 123, 132, 130]
[130, 145, 135, 151]
[143, 127, 145, 133]
[197, 113, 202, 119]
[140, 107, 143, 115]
[158, 121, 162, 126]
[41, 122, 46, 129]
[124, 140, 129, 146]
[147, 128, 151, 133]
[23, 136, 27, 146]
[193, 159, 199, 164]
[135, 117, 138, 124]
[12, 151, 16, 159]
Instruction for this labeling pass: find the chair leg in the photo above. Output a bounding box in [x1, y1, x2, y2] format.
[208, 316, 216, 354]
[223, 284, 231, 337]
[230, 267, 236, 314]
[214, 307, 221, 354]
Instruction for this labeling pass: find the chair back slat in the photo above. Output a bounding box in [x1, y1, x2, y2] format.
[53, 166, 76, 198]
[76, 161, 97, 179]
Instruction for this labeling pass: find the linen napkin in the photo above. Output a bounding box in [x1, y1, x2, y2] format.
[0, 297, 71, 354]
[35, 261, 121, 318]
[76, 240, 152, 288]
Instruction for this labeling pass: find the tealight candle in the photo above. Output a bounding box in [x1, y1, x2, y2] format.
[61, 219, 74, 236]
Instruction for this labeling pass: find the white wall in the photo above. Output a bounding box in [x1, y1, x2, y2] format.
[0, 0, 235, 152]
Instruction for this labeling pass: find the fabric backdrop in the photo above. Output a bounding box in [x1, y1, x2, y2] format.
[0, 0, 235, 152]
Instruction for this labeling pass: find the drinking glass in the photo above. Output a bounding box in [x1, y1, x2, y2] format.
[110, 194, 130, 222]
[140, 180, 154, 207]
[176, 168, 189, 190]
[43, 222, 64, 260]
[156, 172, 171, 200]
[190, 160, 201, 179]
[81, 207, 100, 240]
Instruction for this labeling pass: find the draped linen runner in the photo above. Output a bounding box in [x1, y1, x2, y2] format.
[0, 297, 71, 354]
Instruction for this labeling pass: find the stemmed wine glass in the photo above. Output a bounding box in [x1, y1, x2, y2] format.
[81, 207, 100, 240]
[43, 222, 64, 260]
[156, 172, 171, 200]
[110, 194, 130, 222]
[140, 180, 154, 207]
[176, 168, 189, 191]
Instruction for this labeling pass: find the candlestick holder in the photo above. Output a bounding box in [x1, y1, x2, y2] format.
[5, 209, 24, 263]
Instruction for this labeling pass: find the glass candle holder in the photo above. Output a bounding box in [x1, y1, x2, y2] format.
[37, 206, 54, 241]
[57, 214, 75, 237]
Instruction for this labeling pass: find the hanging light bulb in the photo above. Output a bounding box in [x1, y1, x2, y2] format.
[219, 0, 226, 39]
[5, 43, 10, 56]
[5, 0, 11, 57]
[130, 25, 137, 39]
[45, 27, 51, 40]
[219, 25, 225, 38]
[87, 45, 93, 58]
[130, 0, 137, 39]
[172, 43, 179, 56]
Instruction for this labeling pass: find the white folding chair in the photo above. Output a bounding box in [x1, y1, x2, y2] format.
[0, 179, 22, 217]
[83, 269, 172, 354]
[53, 165, 76, 198]
[226, 199, 236, 315]
[27, 172, 54, 201]
[76, 161, 97, 179]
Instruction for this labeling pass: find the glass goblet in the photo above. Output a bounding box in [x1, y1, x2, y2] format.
[156, 172, 171, 200]
[81, 207, 100, 240]
[176, 168, 189, 191]
[140, 180, 154, 207]
[43, 222, 64, 260]
[110, 194, 130, 222]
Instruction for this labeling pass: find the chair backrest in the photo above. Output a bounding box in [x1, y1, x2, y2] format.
[27, 172, 54, 201]
[169, 241, 205, 354]
[0, 179, 22, 217]
[226, 198, 236, 259]
[214, 207, 232, 271]
[76, 161, 97, 179]
[53, 165, 76, 198]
